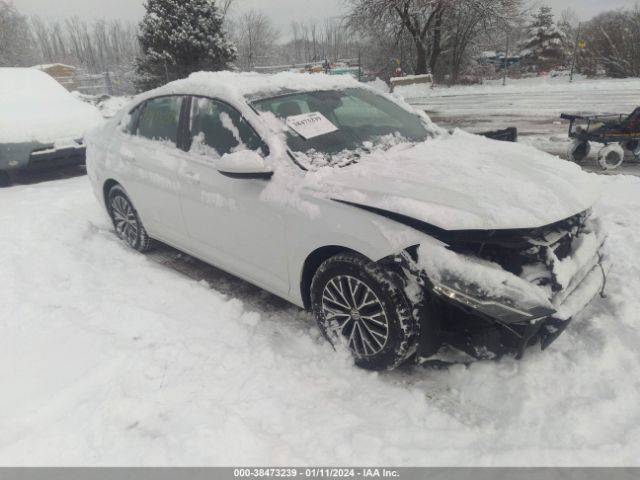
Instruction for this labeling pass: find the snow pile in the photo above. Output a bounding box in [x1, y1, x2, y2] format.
[71, 93, 132, 119]
[0, 68, 103, 143]
[364, 78, 389, 93]
[96, 96, 133, 119]
[0, 173, 639, 466]
[393, 83, 433, 99]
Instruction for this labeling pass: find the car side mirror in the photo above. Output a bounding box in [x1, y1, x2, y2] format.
[214, 150, 274, 180]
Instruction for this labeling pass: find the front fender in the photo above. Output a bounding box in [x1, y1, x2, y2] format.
[286, 199, 440, 306]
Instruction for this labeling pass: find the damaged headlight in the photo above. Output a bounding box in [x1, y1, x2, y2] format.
[431, 277, 556, 325]
[405, 242, 558, 325]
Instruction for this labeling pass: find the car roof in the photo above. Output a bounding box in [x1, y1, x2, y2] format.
[142, 71, 362, 105]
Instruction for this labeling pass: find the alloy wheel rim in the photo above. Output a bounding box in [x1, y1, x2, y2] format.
[111, 195, 138, 246]
[321, 275, 389, 357]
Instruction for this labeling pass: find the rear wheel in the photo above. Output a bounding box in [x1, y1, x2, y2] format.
[106, 185, 154, 252]
[598, 143, 625, 170]
[567, 140, 591, 163]
[310, 253, 418, 371]
[625, 140, 640, 159]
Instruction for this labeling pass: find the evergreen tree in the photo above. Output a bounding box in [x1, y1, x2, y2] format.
[135, 0, 237, 91]
[518, 6, 566, 73]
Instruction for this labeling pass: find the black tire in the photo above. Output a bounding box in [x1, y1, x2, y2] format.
[625, 140, 639, 152]
[0, 170, 11, 188]
[567, 140, 590, 163]
[597, 143, 625, 170]
[310, 253, 418, 371]
[106, 184, 154, 252]
[626, 140, 640, 159]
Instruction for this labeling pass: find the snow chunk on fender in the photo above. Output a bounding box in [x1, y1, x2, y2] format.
[416, 241, 553, 311]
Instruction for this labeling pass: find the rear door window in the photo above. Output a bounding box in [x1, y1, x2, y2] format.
[137, 96, 183, 145]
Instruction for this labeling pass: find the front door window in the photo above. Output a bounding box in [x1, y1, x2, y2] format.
[189, 97, 262, 158]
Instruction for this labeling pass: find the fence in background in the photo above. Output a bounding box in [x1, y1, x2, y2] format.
[56, 71, 136, 96]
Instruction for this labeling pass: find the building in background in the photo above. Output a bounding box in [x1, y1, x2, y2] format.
[31, 63, 78, 90]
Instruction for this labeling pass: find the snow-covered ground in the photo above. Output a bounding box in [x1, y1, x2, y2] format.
[1, 173, 639, 466]
[403, 75, 640, 176]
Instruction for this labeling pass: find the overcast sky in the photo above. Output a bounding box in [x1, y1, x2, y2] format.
[11, 0, 640, 33]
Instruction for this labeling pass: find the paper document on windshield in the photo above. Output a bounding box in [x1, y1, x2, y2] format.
[286, 112, 338, 139]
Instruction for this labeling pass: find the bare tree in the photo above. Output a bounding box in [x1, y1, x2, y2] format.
[346, 0, 522, 81]
[219, 0, 239, 18]
[346, 0, 447, 75]
[232, 9, 279, 70]
[580, 7, 640, 78]
[0, 0, 36, 67]
[273, 17, 360, 67]
[291, 21, 303, 62]
[30, 16, 54, 62]
[309, 21, 319, 61]
[445, 0, 522, 83]
[29, 15, 140, 71]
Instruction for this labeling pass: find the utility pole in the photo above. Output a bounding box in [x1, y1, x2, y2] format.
[569, 23, 582, 83]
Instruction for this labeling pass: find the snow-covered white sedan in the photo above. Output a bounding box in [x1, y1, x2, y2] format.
[0, 68, 103, 186]
[86, 72, 607, 370]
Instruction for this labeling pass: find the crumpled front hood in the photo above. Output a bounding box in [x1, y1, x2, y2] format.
[312, 130, 601, 231]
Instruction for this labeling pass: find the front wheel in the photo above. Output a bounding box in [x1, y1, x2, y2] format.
[598, 143, 625, 170]
[106, 184, 154, 252]
[310, 253, 418, 371]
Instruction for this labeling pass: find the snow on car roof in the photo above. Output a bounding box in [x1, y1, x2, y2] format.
[142, 71, 362, 105]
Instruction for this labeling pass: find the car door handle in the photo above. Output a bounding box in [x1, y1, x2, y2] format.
[180, 171, 200, 185]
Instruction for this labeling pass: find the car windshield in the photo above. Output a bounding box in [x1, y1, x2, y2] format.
[252, 88, 429, 169]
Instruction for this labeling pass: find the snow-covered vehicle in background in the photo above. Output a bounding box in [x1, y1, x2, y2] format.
[0, 68, 103, 186]
[87, 71, 608, 370]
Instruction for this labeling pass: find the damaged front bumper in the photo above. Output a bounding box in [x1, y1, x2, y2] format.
[397, 215, 609, 362]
